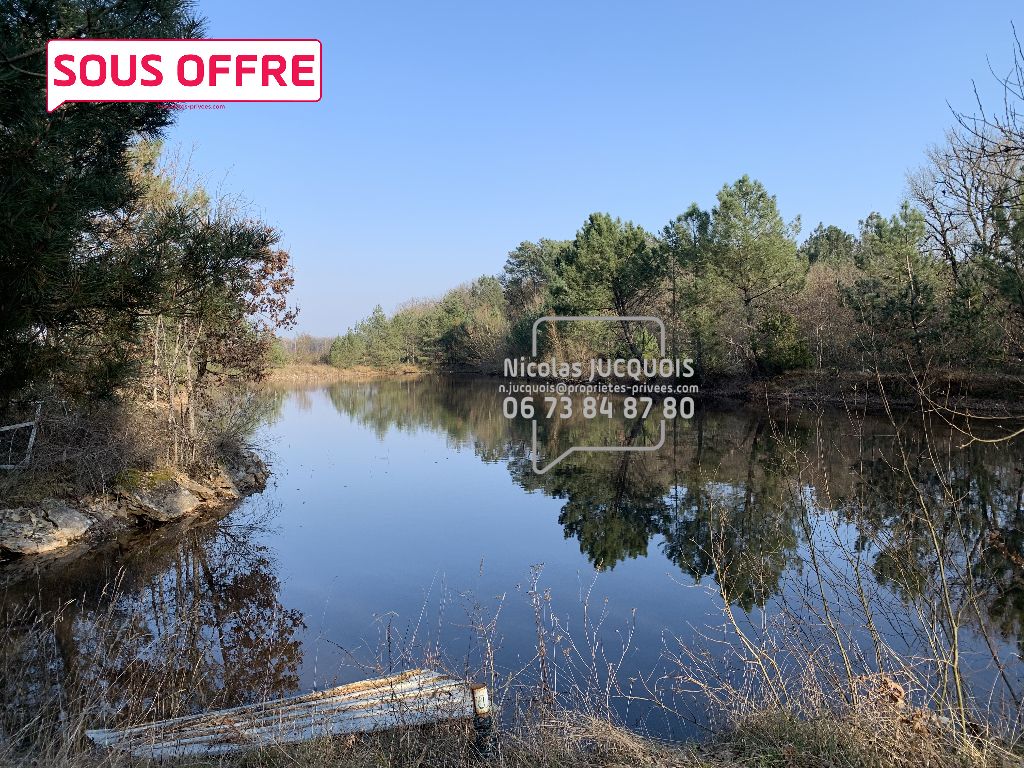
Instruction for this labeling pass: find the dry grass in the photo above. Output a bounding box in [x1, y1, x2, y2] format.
[696, 690, 1018, 768]
[2, 705, 1010, 768]
[262, 364, 423, 385]
[0, 715, 703, 768]
[0, 397, 165, 505]
[0, 570, 1016, 768]
[0, 386, 272, 508]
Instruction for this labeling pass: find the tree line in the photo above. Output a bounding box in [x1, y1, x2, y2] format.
[305, 43, 1024, 388]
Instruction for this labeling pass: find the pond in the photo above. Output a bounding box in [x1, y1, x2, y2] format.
[3, 376, 1024, 739]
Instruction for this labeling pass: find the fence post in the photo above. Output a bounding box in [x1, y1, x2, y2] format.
[471, 683, 494, 759]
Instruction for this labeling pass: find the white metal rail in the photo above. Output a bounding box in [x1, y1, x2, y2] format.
[0, 401, 42, 470]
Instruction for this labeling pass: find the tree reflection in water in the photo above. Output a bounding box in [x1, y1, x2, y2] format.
[1, 503, 304, 728]
[4, 376, 1024, 729]
[320, 377, 1024, 670]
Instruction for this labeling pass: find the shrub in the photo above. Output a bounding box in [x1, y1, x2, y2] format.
[753, 311, 813, 375]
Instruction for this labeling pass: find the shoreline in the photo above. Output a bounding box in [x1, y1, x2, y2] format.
[18, 364, 1016, 574]
[271, 364, 1024, 415]
[263, 363, 424, 385]
[0, 450, 269, 583]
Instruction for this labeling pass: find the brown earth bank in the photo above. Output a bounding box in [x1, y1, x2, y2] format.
[0, 450, 268, 584]
[263, 363, 423, 385]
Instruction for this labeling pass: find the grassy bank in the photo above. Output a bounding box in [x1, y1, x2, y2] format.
[0, 388, 274, 565]
[0, 692, 1012, 768]
[263, 363, 423, 385]
[193, 709, 1012, 768]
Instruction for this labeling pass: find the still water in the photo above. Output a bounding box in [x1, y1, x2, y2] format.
[4, 376, 1024, 737]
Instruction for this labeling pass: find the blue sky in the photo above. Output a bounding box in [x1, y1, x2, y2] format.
[166, 1, 1020, 335]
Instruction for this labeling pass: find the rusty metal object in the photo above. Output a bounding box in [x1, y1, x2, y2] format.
[86, 669, 487, 758]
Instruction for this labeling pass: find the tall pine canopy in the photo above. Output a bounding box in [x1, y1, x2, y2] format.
[0, 0, 203, 398]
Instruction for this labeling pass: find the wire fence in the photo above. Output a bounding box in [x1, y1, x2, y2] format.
[0, 402, 42, 470]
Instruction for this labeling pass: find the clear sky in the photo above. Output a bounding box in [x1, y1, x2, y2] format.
[165, 1, 1021, 336]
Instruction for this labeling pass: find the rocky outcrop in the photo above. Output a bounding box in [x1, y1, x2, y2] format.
[0, 500, 95, 555]
[0, 450, 269, 558]
[223, 450, 271, 496]
[122, 481, 207, 523]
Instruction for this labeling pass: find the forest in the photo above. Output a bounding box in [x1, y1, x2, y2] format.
[291, 71, 1024, 395]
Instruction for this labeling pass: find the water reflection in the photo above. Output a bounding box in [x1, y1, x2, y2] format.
[1, 506, 304, 725]
[315, 377, 1024, 658]
[3, 376, 1024, 731]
